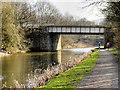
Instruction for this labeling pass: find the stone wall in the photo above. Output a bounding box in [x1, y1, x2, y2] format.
[27, 28, 61, 51]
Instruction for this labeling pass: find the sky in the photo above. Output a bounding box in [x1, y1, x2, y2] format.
[48, 0, 106, 22]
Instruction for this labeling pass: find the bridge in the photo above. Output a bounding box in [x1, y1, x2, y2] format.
[46, 26, 105, 34]
[27, 25, 110, 51]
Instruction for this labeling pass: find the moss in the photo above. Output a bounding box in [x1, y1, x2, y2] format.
[36, 50, 99, 89]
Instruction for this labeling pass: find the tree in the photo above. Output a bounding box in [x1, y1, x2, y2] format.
[2, 2, 30, 53]
[103, 2, 120, 50]
[32, 1, 61, 25]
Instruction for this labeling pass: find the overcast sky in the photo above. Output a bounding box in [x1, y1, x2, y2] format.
[27, 0, 106, 22]
[48, 0, 106, 21]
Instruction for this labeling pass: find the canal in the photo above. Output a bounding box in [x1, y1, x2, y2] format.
[0, 48, 94, 88]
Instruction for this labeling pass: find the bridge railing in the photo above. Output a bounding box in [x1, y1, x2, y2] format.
[26, 25, 106, 34]
[47, 26, 105, 34]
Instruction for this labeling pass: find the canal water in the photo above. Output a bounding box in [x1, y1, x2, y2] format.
[0, 48, 94, 88]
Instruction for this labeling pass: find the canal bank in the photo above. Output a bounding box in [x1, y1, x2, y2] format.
[0, 52, 9, 57]
[37, 50, 99, 88]
[0, 49, 27, 57]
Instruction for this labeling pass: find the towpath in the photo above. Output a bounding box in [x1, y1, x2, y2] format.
[76, 49, 118, 88]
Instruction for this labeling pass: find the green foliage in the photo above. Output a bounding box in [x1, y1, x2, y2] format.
[109, 48, 118, 59]
[36, 50, 99, 89]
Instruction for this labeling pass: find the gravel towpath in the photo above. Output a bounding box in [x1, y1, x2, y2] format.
[76, 49, 118, 88]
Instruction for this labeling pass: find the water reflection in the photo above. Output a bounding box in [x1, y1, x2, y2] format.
[1, 54, 31, 87]
[0, 48, 92, 87]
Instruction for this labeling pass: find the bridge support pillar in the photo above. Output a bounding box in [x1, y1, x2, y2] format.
[28, 30, 61, 52]
[49, 34, 61, 51]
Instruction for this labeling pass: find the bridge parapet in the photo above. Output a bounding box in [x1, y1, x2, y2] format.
[46, 26, 105, 34]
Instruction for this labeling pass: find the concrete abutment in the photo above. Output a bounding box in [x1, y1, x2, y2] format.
[28, 30, 61, 52]
[49, 34, 61, 51]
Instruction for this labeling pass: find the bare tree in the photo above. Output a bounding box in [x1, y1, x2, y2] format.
[33, 1, 61, 25]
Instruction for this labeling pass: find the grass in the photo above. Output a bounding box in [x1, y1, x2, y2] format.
[109, 48, 118, 57]
[109, 47, 119, 62]
[35, 50, 99, 89]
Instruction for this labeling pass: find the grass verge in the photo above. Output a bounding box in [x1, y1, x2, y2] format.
[109, 48, 118, 58]
[36, 50, 99, 89]
[109, 47, 119, 62]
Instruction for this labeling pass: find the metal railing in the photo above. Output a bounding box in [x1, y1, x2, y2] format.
[47, 26, 105, 34]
